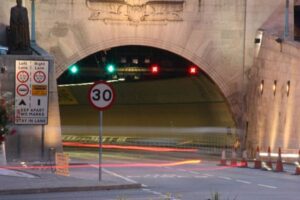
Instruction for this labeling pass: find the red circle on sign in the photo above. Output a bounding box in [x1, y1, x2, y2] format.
[17, 71, 29, 83]
[33, 71, 46, 83]
[88, 81, 115, 111]
[16, 84, 29, 96]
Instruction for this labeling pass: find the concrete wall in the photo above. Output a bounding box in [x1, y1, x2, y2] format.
[247, 33, 300, 153]
[59, 76, 235, 136]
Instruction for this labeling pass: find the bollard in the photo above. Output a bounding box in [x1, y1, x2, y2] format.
[254, 146, 262, 169]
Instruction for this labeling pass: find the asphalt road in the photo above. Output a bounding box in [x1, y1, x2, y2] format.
[2, 149, 300, 200]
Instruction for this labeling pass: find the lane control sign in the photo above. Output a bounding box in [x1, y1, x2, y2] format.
[15, 60, 49, 125]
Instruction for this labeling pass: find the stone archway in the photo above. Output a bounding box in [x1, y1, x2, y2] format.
[54, 38, 240, 126]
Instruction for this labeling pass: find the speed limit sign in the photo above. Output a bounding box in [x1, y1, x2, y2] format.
[88, 81, 115, 111]
[88, 81, 115, 181]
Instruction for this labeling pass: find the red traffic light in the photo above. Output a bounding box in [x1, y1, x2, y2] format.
[150, 64, 160, 74]
[188, 66, 198, 75]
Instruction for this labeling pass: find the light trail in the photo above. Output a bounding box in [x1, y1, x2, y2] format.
[0, 159, 201, 170]
[63, 142, 198, 152]
[260, 152, 299, 158]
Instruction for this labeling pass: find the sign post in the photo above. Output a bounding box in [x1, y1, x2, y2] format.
[88, 81, 115, 181]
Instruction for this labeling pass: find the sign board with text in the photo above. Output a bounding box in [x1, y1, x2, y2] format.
[15, 60, 49, 125]
[55, 153, 69, 176]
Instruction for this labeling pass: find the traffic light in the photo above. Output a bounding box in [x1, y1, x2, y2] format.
[188, 65, 198, 75]
[150, 64, 160, 74]
[105, 63, 116, 74]
[69, 65, 79, 74]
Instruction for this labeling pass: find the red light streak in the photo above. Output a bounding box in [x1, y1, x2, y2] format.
[0, 160, 201, 170]
[63, 142, 198, 153]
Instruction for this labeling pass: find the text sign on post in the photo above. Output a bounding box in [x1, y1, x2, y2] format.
[88, 81, 115, 181]
[15, 60, 49, 125]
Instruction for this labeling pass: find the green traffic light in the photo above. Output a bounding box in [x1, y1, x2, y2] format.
[69, 65, 78, 74]
[106, 64, 115, 73]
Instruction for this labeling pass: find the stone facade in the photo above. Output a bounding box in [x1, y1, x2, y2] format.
[247, 33, 300, 153]
[0, 0, 299, 153]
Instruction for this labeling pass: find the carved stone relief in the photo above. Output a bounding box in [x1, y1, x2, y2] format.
[86, 0, 185, 25]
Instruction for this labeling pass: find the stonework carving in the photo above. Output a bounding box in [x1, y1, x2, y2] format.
[86, 0, 185, 25]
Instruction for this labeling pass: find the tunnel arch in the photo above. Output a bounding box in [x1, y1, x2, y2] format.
[55, 37, 238, 126]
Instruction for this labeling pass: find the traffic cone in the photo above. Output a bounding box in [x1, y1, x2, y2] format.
[254, 146, 262, 169]
[294, 150, 300, 175]
[275, 147, 283, 172]
[230, 148, 237, 166]
[266, 146, 273, 169]
[219, 149, 227, 166]
[240, 150, 248, 168]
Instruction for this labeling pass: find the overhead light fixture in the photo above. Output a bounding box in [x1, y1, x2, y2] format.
[120, 57, 127, 64]
[144, 58, 150, 64]
[132, 58, 138, 64]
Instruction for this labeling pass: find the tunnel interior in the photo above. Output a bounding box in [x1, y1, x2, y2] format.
[57, 46, 236, 149]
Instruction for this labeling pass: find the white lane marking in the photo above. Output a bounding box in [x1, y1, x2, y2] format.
[151, 191, 163, 195]
[190, 171, 200, 175]
[178, 169, 187, 172]
[195, 175, 208, 178]
[236, 179, 251, 184]
[99, 167, 138, 184]
[203, 173, 214, 177]
[142, 188, 180, 200]
[127, 175, 141, 178]
[257, 184, 277, 189]
[218, 176, 232, 180]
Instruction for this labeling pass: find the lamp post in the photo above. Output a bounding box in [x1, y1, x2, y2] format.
[31, 0, 36, 43]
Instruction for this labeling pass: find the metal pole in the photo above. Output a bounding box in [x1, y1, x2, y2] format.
[31, 0, 36, 43]
[41, 125, 45, 159]
[284, 0, 289, 39]
[99, 111, 103, 181]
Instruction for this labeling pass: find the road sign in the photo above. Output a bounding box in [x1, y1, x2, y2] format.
[88, 81, 115, 111]
[15, 60, 49, 125]
[17, 71, 29, 83]
[16, 84, 29, 96]
[33, 71, 46, 83]
[88, 81, 115, 181]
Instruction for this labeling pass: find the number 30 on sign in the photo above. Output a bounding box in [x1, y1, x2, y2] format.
[88, 81, 115, 111]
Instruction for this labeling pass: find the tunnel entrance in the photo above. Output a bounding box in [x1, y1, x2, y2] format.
[57, 46, 236, 151]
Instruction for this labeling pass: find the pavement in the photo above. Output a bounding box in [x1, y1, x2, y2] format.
[0, 161, 141, 195]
